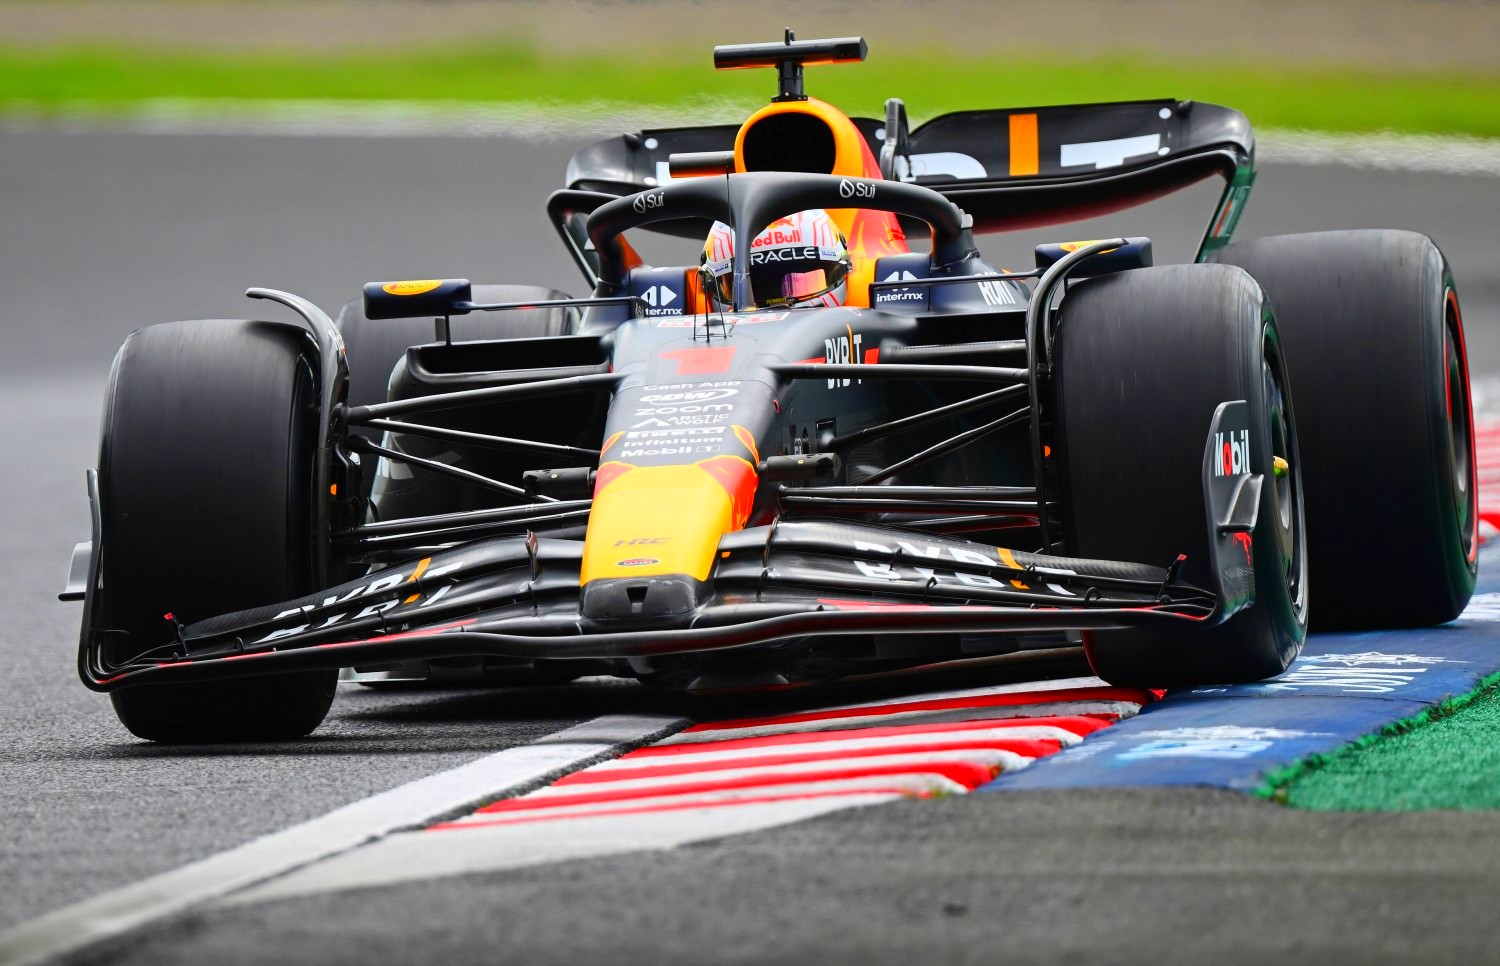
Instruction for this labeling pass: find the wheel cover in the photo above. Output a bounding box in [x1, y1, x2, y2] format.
[1264, 328, 1308, 620]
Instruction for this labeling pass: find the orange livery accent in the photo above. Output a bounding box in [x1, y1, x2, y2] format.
[1008, 113, 1039, 177]
[697, 455, 759, 528]
[732, 425, 761, 465]
[592, 460, 634, 495]
[402, 556, 431, 604]
[599, 431, 626, 457]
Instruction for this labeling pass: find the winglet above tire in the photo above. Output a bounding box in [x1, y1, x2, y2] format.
[1203, 399, 1261, 622]
[362, 278, 473, 320]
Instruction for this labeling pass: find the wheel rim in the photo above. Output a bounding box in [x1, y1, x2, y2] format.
[1264, 329, 1307, 617]
[1445, 289, 1479, 565]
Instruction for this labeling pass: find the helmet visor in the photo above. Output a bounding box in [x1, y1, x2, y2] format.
[749, 247, 848, 307]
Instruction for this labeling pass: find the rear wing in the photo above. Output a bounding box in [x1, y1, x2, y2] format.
[563, 98, 1255, 261]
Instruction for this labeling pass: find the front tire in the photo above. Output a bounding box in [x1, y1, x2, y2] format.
[98, 319, 336, 742]
[1054, 264, 1308, 688]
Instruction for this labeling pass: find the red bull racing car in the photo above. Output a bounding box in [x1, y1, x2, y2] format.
[61, 34, 1478, 742]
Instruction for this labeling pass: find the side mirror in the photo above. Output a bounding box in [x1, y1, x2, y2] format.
[362, 278, 473, 320]
[1034, 237, 1152, 275]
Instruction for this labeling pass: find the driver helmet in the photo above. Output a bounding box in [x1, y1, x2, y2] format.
[700, 209, 851, 309]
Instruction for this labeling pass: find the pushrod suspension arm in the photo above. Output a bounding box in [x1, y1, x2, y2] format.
[862, 407, 1030, 485]
[344, 500, 592, 537]
[347, 372, 618, 422]
[361, 418, 601, 461]
[348, 437, 551, 503]
[344, 508, 592, 552]
[825, 385, 1027, 451]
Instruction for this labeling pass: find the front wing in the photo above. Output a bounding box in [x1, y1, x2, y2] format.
[78, 402, 1262, 691]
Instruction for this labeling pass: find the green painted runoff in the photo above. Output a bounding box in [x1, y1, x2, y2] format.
[3, 44, 1500, 137]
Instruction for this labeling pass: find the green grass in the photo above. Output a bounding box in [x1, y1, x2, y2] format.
[1260, 673, 1500, 810]
[3, 43, 1500, 137]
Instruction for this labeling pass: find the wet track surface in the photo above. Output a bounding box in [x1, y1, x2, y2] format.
[3, 129, 1499, 962]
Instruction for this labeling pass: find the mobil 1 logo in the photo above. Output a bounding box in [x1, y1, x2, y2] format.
[1203, 399, 1257, 611]
[1214, 426, 1250, 477]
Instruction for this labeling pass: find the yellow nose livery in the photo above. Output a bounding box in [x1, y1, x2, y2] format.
[581, 458, 758, 583]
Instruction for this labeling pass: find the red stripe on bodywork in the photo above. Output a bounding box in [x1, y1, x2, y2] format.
[660, 346, 737, 375]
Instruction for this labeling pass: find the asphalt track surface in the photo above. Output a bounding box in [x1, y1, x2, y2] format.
[3, 129, 1499, 963]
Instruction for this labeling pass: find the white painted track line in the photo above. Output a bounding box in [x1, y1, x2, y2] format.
[228, 793, 902, 905]
[0, 714, 683, 966]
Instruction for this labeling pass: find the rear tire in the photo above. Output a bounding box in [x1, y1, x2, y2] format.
[99, 319, 336, 742]
[1054, 264, 1308, 688]
[1210, 230, 1477, 628]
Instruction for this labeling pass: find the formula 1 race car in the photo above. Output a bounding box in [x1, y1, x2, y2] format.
[61, 34, 1478, 742]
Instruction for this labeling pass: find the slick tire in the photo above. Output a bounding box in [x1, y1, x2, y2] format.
[99, 319, 337, 742]
[1210, 230, 1477, 628]
[1055, 264, 1308, 688]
